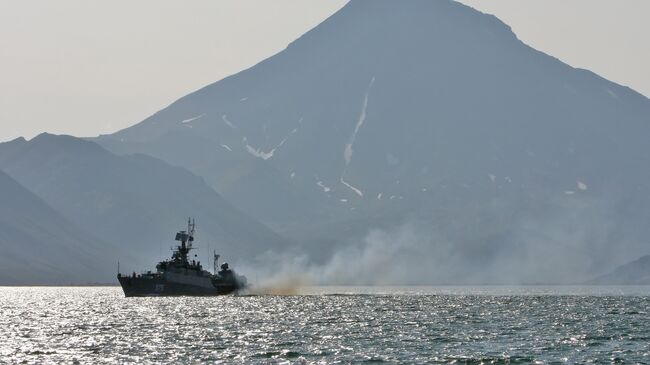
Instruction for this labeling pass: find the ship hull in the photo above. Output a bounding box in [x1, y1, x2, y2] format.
[117, 275, 236, 297]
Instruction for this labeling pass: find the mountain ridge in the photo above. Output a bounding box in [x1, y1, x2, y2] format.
[0, 133, 291, 269]
[589, 255, 650, 285]
[87, 0, 650, 283]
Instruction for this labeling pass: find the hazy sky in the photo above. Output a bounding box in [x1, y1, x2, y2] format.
[0, 0, 648, 143]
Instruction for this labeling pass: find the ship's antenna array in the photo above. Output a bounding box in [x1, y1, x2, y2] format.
[213, 251, 220, 274]
[186, 217, 196, 251]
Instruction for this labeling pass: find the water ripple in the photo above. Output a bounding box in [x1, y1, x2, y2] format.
[1, 287, 649, 364]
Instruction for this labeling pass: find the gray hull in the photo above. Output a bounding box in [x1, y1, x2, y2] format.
[118, 275, 237, 297]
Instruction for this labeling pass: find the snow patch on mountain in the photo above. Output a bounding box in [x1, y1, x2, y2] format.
[180, 114, 205, 124]
[245, 144, 274, 160]
[243, 131, 293, 160]
[338, 77, 375, 198]
[577, 181, 588, 191]
[317, 181, 331, 193]
[222, 115, 236, 129]
[340, 178, 363, 197]
[344, 76, 375, 166]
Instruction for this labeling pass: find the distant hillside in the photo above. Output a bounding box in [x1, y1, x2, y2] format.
[0, 169, 121, 284]
[0, 134, 290, 271]
[94, 0, 650, 283]
[590, 255, 650, 285]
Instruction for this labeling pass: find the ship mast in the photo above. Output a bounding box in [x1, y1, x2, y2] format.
[213, 251, 220, 274]
[187, 217, 195, 252]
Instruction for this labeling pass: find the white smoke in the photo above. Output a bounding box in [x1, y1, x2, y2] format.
[238, 224, 458, 291]
[238, 195, 646, 291]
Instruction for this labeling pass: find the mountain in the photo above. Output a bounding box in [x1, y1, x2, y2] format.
[589, 255, 650, 285]
[94, 0, 650, 282]
[0, 134, 289, 271]
[0, 169, 121, 284]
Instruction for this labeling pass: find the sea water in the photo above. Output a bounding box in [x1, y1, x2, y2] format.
[1, 286, 649, 364]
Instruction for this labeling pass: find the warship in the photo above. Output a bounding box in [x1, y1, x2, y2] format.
[117, 218, 247, 297]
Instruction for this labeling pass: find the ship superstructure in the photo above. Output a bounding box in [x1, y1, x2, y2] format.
[117, 218, 247, 296]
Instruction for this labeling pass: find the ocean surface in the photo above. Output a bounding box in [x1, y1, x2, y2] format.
[1, 286, 649, 364]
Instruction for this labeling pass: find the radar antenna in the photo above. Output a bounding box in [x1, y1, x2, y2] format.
[173, 217, 196, 263]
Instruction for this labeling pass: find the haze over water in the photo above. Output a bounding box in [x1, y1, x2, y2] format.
[2, 286, 649, 364]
